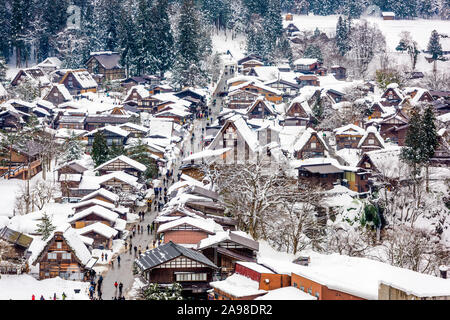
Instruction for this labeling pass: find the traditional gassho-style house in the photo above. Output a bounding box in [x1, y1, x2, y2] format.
[134, 241, 219, 298]
[29, 226, 97, 280]
[197, 230, 259, 277]
[124, 85, 151, 107]
[118, 122, 148, 138]
[264, 78, 300, 97]
[98, 171, 144, 194]
[36, 57, 62, 73]
[380, 83, 404, 107]
[85, 51, 125, 82]
[293, 58, 319, 74]
[0, 226, 33, 274]
[400, 87, 435, 115]
[282, 96, 313, 126]
[56, 160, 88, 198]
[43, 84, 72, 106]
[57, 114, 86, 130]
[80, 188, 120, 205]
[241, 59, 264, 74]
[357, 126, 385, 153]
[228, 80, 283, 104]
[334, 124, 366, 150]
[59, 69, 98, 95]
[75, 222, 118, 250]
[376, 109, 409, 145]
[10, 67, 51, 87]
[85, 125, 130, 147]
[226, 89, 260, 109]
[293, 128, 328, 159]
[245, 97, 277, 119]
[296, 75, 320, 87]
[431, 128, 450, 165]
[94, 155, 146, 178]
[157, 216, 222, 246]
[330, 65, 347, 80]
[68, 204, 120, 229]
[206, 115, 281, 165]
[0, 109, 26, 131]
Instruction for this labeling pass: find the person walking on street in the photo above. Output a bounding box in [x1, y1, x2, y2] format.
[134, 246, 137, 257]
[62, 292, 66, 300]
[105, 253, 108, 261]
[129, 243, 132, 254]
[147, 224, 150, 235]
[114, 281, 118, 295]
[32, 294, 35, 300]
[118, 282, 123, 297]
[101, 253, 104, 261]
[117, 255, 121, 266]
[133, 227, 136, 237]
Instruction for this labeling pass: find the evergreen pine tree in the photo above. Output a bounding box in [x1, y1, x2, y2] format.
[36, 212, 56, 241]
[91, 131, 109, 167]
[108, 142, 125, 160]
[61, 132, 84, 163]
[127, 139, 158, 180]
[335, 16, 351, 56]
[421, 104, 439, 192]
[303, 45, 323, 63]
[151, 0, 175, 77]
[0, 0, 11, 60]
[0, 54, 7, 83]
[117, 0, 137, 77]
[427, 30, 443, 61]
[400, 107, 425, 183]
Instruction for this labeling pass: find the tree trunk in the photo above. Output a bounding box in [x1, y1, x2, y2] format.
[425, 165, 429, 193]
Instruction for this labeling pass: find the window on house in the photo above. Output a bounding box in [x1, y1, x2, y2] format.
[62, 253, 71, 260]
[175, 273, 207, 282]
[56, 242, 62, 249]
[315, 292, 320, 298]
[300, 286, 304, 291]
[308, 288, 312, 295]
[47, 253, 57, 260]
[310, 142, 317, 149]
[368, 139, 375, 144]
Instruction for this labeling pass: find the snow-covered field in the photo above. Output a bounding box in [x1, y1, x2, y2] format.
[0, 274, 89, 300]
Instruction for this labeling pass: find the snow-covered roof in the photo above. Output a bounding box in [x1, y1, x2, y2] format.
[55, 84, 72, 101]
[148, 119, 173, 138]
[71, 199, 116, 211]
[68, 70, 98, 89]
[182, 148, 232, 163]
[58, 173, 82, 182]
[210, 273, 267, 298]
[62, 227, 93, 266]
[293, 127, 328, 152]
[80, 188, 119, 203]
[86, 125, 130, 138]
[382, 11, 395, 16]
[119, 122, 149, 133]
[67, 205, 119, 223]
[293, 58, 318, 65]
[362, 146, 404, 178]
[228, 80, 283, 97]
[157, 216, 222, 234]
[255, 286, 317, 300]
[0, 83, 7, 97]
[258, 253, 450, 300]
[125, 85, 150, 101]
[237, 261, 274, 274]
[76, 222, 118, 239]
[357, 126, 385, 148]
[197, 230, 258, 251]
[334, 124, 365, 136]
[97, 171, 142, 189]
[95, 155, 147, 172]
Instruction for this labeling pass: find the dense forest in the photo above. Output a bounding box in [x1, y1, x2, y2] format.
[0, 0, 448, 84]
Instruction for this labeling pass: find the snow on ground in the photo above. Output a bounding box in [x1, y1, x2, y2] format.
[211, 31, 246, 60]
[127, 277, 146, 299]
[0, 274, 90, 300]
[92, 239, 125, 266]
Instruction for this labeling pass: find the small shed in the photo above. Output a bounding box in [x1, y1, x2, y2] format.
[381, 12, 395, 20]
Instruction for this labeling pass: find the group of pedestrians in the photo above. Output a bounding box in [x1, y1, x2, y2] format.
[32, 292, 66, 300]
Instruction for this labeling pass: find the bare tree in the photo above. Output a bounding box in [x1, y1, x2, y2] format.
[31, 180, 58, 211]
[324, 223, 372, 257]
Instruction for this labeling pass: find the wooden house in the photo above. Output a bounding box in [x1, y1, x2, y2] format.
[119, 122, 148, 138]
[197, 230, 259, 277]
[334, 124, 366, 150]
[30, 227, 97, 280]
[68, 204, 119, 229]
[135, 241, 219, 298]
[377, 109, 409, 145]
[285, 23, 300, 36]
[85, 51, 125, 81]
[241, 60, 264, 74]
[293, 58, 319, 73]
[56, 161, 88, 198]
[431, 129, 450, 165]
[124, 85, 150, 106]
[293, 128, 328, 159]
[10, 67, 50, 87]
[0, 83, 7, 103]
[210, 262, 290, 300]
[157, 217, 219, 246]
[0, 226, 33, 274]
[226, 89, 259, 109]
[84, 115, 130, 131]
[36, 57, 62, 73]
[0, 140, 43, 180]
[228, 81, 283, 104]
[57, 115, 86, 130]
[282, 96, 312, 126]
[80, 188, 120, 205]
[245, 97, 276, 119]
[0, 109, 26, 131]
[75, 222, 118, 250]
[380, 84, 404, 107]
[59, 69, 98, 95]
[296, 75, 320, 87]
[264, 79, 300, 97]
[357, 126, 385, 153]
[330, 66, 347, 80]
[368, 102, 386, 119]
[98, 171, 144, 193]
[85, 125, 130, 147]
[381, 12, 395, 20]
[43, 84, 72, 106]
[94, 155, 146, 178]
